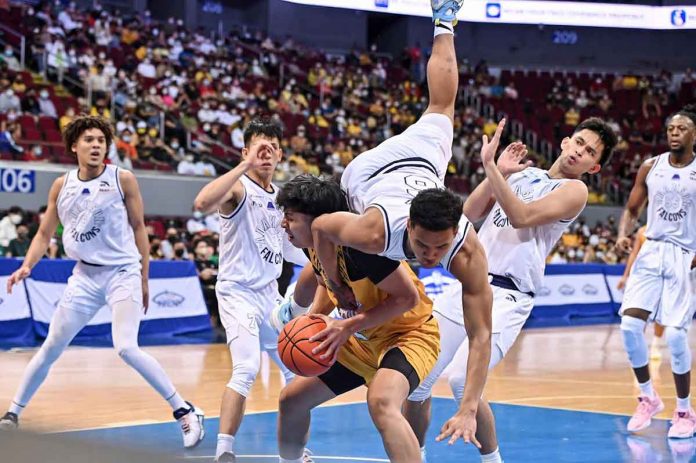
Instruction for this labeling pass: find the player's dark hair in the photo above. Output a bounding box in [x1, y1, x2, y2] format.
[63, 115, 114, 154]
[573, 117, 618, 166]
[243, 116, 283, 147]
[409, 188, 462, 231]
[277, 174, 348, 218]
[670, 104, 696, 128]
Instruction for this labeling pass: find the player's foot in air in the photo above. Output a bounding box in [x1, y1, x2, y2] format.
[432, 0, 464, 25]
[0, 412, 18, 431]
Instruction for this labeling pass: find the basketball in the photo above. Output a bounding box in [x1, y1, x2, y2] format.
[278, 315, 334, 377]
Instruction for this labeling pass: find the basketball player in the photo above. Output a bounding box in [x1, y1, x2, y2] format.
[276, 174, 440, 463]
[617, 225, 666, 361]
[616, 105, 696, 438]
[310, 0, 493, 445]
[404, 117, 617, 462]
[0, 116, 204, 447]
[193, 118, 308, 462]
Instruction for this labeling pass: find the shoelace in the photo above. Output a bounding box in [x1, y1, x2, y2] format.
[636, 397, 655, 413]
[179, 417, 191, 434]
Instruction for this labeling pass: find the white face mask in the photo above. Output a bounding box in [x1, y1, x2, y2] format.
[9, 214, 22, 225]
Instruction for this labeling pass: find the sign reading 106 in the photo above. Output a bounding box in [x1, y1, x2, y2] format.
[0, 168, 35, 193]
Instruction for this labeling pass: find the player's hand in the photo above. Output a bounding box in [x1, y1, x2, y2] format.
[497, 141, 532, 176]
[243, 139, 275, 171]
[142, 277, 150, 314]
[327, 279, 360, 312]
[6, 266, 31, 294]
[480, 118, 506, 166]
[308, 314, 351, 364]
[436, 409, 481, 448]
[615, 236, 632, 254]
[617, 276, 627, 291]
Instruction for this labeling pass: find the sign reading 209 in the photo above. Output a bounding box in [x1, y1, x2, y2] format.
[0, 168, 35, 193]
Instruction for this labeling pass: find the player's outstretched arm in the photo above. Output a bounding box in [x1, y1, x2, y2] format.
[463, 141, 531, 222]
[193, 139, 275, 215]
[436, 229, 492, 447]
[6, 176, 64, 294]
[617, 159, 655, 253]
[311, 210, 384, 289]
[121, 170, 151, 311]
[481, 122, 586, 228]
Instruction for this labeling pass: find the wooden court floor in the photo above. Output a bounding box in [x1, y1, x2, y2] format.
[1, 323, 695, 433]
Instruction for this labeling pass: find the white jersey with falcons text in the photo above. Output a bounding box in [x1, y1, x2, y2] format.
[217, 175, 305, 290]
[478, 167, 579, 294]
[645, 152, 696, 252]
[56, 164, 139, 266]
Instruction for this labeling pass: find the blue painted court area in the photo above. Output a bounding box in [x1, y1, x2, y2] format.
[66, 398, 696, 462]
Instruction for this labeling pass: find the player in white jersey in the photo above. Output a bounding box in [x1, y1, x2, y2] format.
[0, 116, 204, 447]
[404, 117, 617, 463]
[615, 104, 696, 439]
[193, 118, 308, 462]
[309, 1, 493, 445]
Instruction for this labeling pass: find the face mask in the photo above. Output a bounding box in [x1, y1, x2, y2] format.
[122, 135, 132, 142]
[33, 146, 42, 156]
[150, 244, 160, 254]
[10, 214, 22, 225]
[171, 142, 179, 149]
[167, 235, 177, 244]
[148, 129, 158, 137]
[193, 211, 203, 220]
[40, 91, 49, 99]
[4, 49, 12, 57]
[18, 231, 28, 239]
[174, 248, 185, 258]
[185, 155, 194, 162]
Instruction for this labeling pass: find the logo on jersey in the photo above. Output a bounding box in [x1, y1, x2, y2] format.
[654, 184, 692, 223]
[254, 214, 284, 265]
[505, 293, 517, 303]
[68, 202, 105, 243]
[153, 290, 185, 307]
[492, 208, 511, 228]
[99, 180, 112, 192]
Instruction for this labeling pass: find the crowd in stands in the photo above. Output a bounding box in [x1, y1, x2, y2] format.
[1, 1, 694, 204]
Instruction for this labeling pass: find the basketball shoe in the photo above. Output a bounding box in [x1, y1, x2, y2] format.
[432, 0, 465, 25]
[216, 451, 236, 462]
[0, 412, 18, 431]
[668, 408, 696, 439]
[173, 401, 205, 448]
[627, 393, 664, 432]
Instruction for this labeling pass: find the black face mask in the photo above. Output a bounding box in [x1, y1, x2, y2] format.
[150, 245, 160, 254]
[174, 249, 185, 258]
[167, 236, 178, 244]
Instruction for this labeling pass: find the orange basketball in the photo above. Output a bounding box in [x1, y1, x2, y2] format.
[278, 315, 334, 377]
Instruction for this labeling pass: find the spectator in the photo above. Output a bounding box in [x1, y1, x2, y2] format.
[0, 87, 21, 113]
[0, 206, 23, 250]
[38, 89, 58, 118]
[193, 239, 219, 326]
[59, 107, 76, 131]
[0, 123, 23, 156]
[6, 224, 30, 257]
[171, 241, 189, 260]
[21, 89, 41, 115]
[1, 46, 21, 71]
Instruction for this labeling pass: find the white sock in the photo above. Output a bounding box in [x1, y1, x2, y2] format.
[421, 445, 427, 463]
[677, 395, 691, 411]
[166, 391, 188, 411]
[434, 21, 454, 37]
[279, 458, 303, 463]
[8, 401, 25, 417]
[481, 447, 503, 463]
[638, 380, 656, 399]
[216, 434, 235, 459]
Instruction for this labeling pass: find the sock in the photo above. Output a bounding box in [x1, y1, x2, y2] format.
[216, 434, 235, 459]
[481, 447, 503, 463]
[638, 380, 656, 399]
[677, 395, 691, 411]
[8, 401, 25, 417]
[421, 445, 427, 463]
[434, 21, 454, 37]
[279, 458, 303, 463]
[166, 391, 188, 411]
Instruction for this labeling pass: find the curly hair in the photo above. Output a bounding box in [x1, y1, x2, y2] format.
[63, 115, 114, 155]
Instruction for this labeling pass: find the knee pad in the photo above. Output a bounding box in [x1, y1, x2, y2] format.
[620, 316, 648, 369]
[227, 356, 260, 398]
[408, 377, 435, 403]
[448, 371, 467, 404]
[665, 326, 691, 375]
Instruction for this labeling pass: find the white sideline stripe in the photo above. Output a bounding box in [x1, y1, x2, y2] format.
[184, 455, 389, 462]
